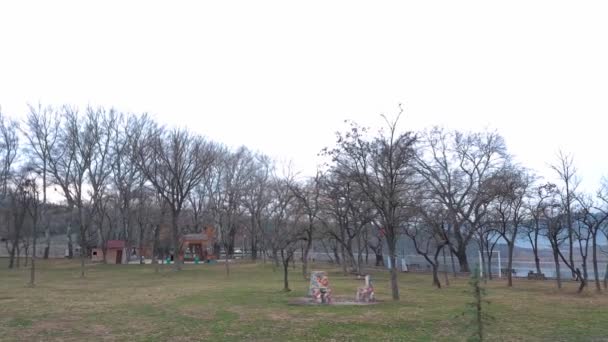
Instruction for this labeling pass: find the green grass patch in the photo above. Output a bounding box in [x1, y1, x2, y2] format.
[1, 258, 607, 341]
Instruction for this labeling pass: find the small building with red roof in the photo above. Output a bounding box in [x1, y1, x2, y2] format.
[92, 240, 127, 264]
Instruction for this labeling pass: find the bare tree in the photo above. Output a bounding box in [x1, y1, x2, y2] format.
[288, 171, 323, 279]
[551, 150, 579, 279]
[491, 166, 532, 286]
[540, 183, 566, 289]
[87, 107, 117, 263]
[407, 199, 449, 288]
[523, 183, 554, 275]
[575, 192, 608, 292]
[415, 128, 508, 272]
[0, 109, 19, 197]
[542, 184, 586, 292]
[110, 113, 150, 260]
[133, 182, 158, 264]
[476, 221, 501, 281]
[320, 170, 374, 275]
[22, 173, 40, 286]
[268, 176, 302, 291]
[22, 103, 61, 259]
[48, 106, 97, 277]
[241, 154, 272, 261]
[366, 224, 385, 267]
[325, 108, 417, 300]
[137, 126, 216, 271]
[207, 146, 254, 275]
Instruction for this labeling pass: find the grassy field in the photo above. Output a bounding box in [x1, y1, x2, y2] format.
[1, 259, 607, 341]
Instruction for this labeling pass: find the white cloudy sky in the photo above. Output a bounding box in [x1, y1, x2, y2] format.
[1, 1, 607, 192]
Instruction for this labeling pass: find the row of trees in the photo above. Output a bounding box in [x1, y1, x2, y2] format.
[2, 104, 607, 298]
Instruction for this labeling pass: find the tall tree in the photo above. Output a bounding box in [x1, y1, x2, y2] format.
[407, 197, 449, 288]
[53, 106, 97, 277]
[415, 128, 508, 272]
[325, 108, 417, 300]
[523, 183, 554, 275]
[137, 126, 216, 271]
[207, 146, 254, 275]
[241, 154, 272, 261]
[0, 109, 19, 197]
[288, 171, 322, 279]
[21, 172, 40, 286]
[491, 166, 532, 286]
[540, 183, 565, 289]
[321, 170, 374, 275]
[551, 151, 579, 279]
[575, 192, 608, 292]
[87, 107, 117, 263]
[110, 113, 149, 259]
[266, 175, 302, 291]
[5, 175, 31, 269]
[22, 104, 61, 259]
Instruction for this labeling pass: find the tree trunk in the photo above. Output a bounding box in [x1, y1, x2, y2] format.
[123, 210, 131, 263]
[24, 243, 30, 267]
[152, 224, 160, 273]
[582, 256, 588, 286]
[533, 231, 542, 274]
[341, 245, 348, 275]
[345, 245, 357, 274]
[432, 263, 441, 289]
[67, 237, 73, 259]
[282, 250, 290, 291]
[333, 246, 341, 265]
[454, 247, 470, 273]
[450, 248, 457, 277]
[80, 245, 86, 278]
[603, 263, 608, 290]
[16, 244, 21, 268]
[487, 253, 493, 281]
[442, 247, 450, 286]
[375, 253, 383, 266]
[553, 249, 562, 289]
[29, 247, 36, 286]
[8, 241, 17, 269]
[302, 235, 312, 280]
[42, 161, 50, 260]
[272, 249, 279, 270]
[30, 217, 38, 286]
[250, 216, 257, 261]
[389, 254, 399, 300]
[356, 235, 363, 274]
[79, 207, 86, 278]
[66, 218, 74, 259]
[250, 236, 257, 261]
[138, 225, 145, 265]
[592, 233, 600, 292]
[507, 241, 515, 287]
[43, 234, 50, 259]
[387, 228, 400, 300]
[567, 210, 575, 279]
[576, 268, 586, 293]
[479, 246, 486, 283]
[225, 252, 230, 277]
[171, 212, 181, 271]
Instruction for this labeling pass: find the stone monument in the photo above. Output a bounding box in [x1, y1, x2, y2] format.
[309, 271, 332, 304]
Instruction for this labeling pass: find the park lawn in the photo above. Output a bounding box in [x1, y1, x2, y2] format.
[1, 259, 607, 341]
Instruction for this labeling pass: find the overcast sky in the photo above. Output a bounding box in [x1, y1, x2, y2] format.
[1, 1, 607, 192]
